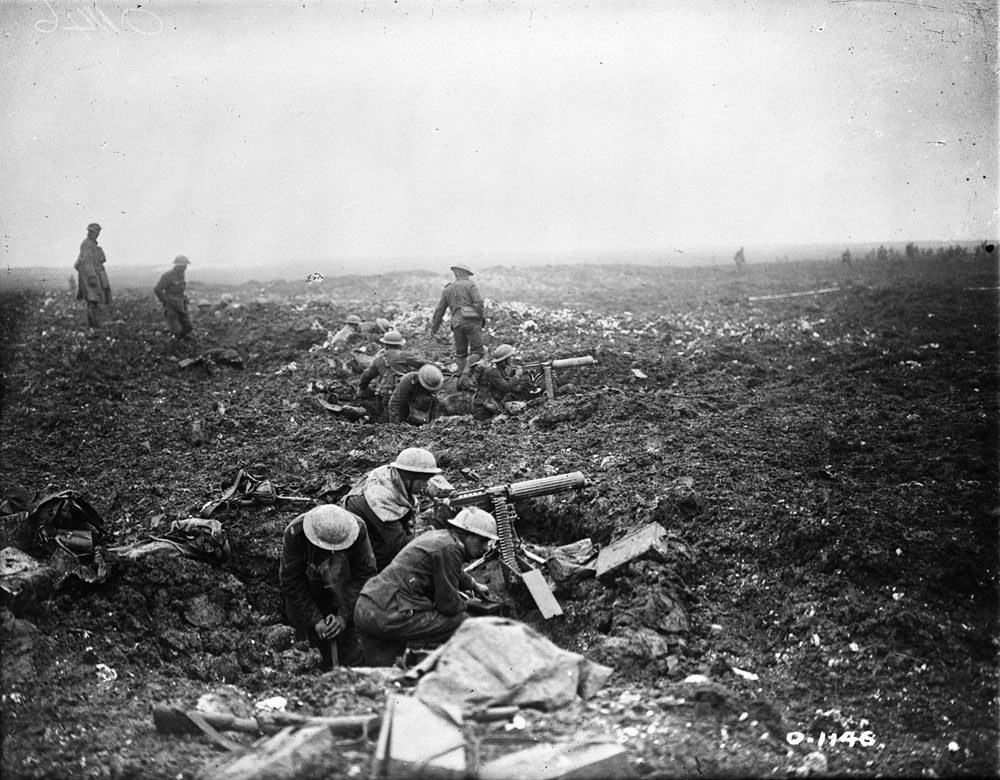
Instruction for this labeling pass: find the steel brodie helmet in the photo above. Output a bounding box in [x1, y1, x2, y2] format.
[380, 330, 405, 346]
[417, 364, 444, 391]
[390, 447, 441, 475]
[301, 505, 360, 551]
[448, 507, 499, 541]
[492, 344, 516, 363]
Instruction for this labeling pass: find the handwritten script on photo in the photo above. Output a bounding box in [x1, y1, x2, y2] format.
[35, 1, 162, 35]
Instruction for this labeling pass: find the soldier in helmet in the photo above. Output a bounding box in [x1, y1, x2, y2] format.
[341, 447, 441, 571]
[355, 330, 432, 422]
[353, 506, 496, 665]
[279, 505, 377, 669]
[74, 222, 112, 330]
[361, 317, 392, 336]
[329, 314, 365, 347]
[387, 364, 443, 426]
[154, 255, 193, 340]
[429, 263, 485, 389]
[472, 343, 529, 421]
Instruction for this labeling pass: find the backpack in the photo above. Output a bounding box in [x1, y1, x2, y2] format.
[29, 490, 110, 558]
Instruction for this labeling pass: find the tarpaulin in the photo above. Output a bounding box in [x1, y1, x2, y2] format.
[413, 617, 612, 712]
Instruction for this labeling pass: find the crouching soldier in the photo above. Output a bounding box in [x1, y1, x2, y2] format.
[354, 507, 497, 666]
[472, 343, 529, 421]
[279, 505, 376, 669]
[387, 364, 443, 425]
[355, 331, 429, 422]
[342, 447, 441, 571]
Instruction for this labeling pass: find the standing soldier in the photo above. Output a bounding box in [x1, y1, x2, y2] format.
[387, 364, 443, 426]
[341, 447, 441, 571]
[429, 263, 485, 389]
[355, 330, 431, 422]
[472, 343, 528, 421]
[154, 255, 193, 340]
[279, 505, 377, 669]
[75, 222, 112, 330]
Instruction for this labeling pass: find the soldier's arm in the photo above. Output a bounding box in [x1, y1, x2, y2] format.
[429, 289, 449, 333]
[358, 356, 381, 389]
[430, 545, 469, 615]
[278, 527, 325, 629]
[342, 521, 377, 620]
[489, 370, 517, 394]
[153, 274, 168, 304]
[387, 375, 411, 423]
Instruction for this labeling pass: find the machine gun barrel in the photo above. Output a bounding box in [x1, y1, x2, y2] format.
[507, 471, 588, 501]
[521, 356, 595, 399]
[549, 356, 595, 370]
[442, 471, 589, 509]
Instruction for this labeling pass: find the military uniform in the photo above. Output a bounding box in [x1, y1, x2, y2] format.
[75, 232, 112, 327]
[472, 363, 526, 420]
[353, 528, 477, 664]
[342, 464, 422, 571]
[279, 513, 376, 667]
[430, 276, 485, 380]
[154, 265, 193, 339]
[387, 371, 439, 426]
[357, 348, 428, 421]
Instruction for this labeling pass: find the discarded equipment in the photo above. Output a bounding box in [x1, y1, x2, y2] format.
[521, 355, 596, 399]
[152, 704, 379, 744]
[434, 471, 591, 618]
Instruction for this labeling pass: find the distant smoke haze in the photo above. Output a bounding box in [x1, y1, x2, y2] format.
[1, 1, 996, 276]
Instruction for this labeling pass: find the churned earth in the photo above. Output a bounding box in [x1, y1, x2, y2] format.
[0, 255, 997, 779]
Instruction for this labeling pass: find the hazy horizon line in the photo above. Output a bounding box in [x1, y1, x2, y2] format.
[5, 237, 992, 274]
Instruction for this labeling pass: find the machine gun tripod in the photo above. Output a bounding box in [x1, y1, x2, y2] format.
[432, 471, 591, 618]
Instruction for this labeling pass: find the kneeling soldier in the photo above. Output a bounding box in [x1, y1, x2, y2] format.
[279, 505, 376, 670]
[472, 343, 528, 420]
[342, 447, 441, 571]
[353, 507, 497, 666]
[355, 330, 429, 422]
[387, 364, 444, 425]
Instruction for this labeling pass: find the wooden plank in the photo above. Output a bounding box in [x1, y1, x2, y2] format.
[595, 522, 667, 579]
[747, 286, 840, 302]
[521, 568, 563, 619]
[198, 724, 338, 780]
[369, 693, 396, 779]
[478, 741, 629, 780]
[385, 693, 465, 778]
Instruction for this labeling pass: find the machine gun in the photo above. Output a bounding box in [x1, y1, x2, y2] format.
[432, 471, 591, 618]
[520, 356, 596, 399]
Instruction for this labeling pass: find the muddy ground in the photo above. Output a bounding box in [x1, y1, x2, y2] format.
[0, 256, 997, 778]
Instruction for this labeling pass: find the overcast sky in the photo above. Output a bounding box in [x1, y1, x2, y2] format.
[1, 0, 996, 272]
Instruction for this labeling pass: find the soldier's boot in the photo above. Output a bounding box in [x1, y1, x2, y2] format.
[455, 356, 470, 390]
[458, 351, 483, 390]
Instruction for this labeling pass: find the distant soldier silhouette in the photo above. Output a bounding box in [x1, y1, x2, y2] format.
[842, 249, 853, 265]
[75, 222, 112, 329]
[154, 255, 193, 340]
[733, 246, 746, 267]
